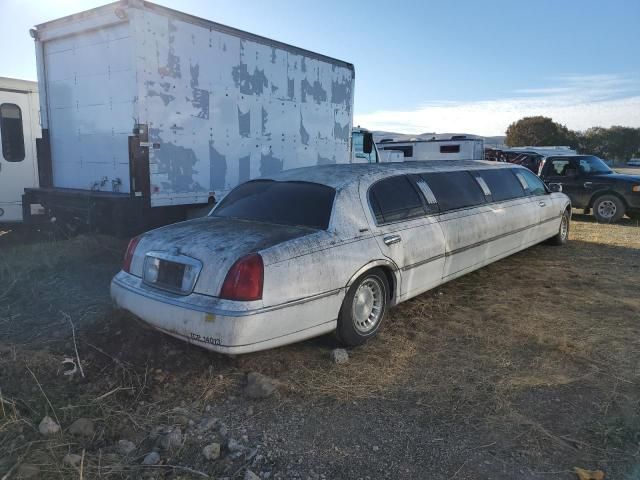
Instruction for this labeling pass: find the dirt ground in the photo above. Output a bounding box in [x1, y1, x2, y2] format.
[1, 214, 639, 479]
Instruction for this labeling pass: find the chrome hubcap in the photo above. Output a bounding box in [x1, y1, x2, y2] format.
[560, 215, 568, 239]
[352, 277, 384, 333]
[597, 200, 617, 219]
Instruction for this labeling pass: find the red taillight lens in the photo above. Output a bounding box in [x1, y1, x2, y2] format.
[220, 253, 264, 301]
[122, 235, 142, 273]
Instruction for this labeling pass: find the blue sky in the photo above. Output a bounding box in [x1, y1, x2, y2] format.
[1, 0, 639, 135]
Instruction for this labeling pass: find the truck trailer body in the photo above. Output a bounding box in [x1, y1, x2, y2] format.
[0, 77, 41, 223]
[25, 0, 371, 233]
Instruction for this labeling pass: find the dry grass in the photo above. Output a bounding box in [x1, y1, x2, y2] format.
[1, 216, 639, 478]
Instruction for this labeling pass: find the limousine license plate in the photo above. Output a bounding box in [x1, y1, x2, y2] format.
[144, 257, 186, 291]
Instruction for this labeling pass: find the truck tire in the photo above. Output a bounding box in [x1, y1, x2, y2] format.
[547, 209, 570, 246]
[593, 195, 625, 223]
[336, 268, 389, 347]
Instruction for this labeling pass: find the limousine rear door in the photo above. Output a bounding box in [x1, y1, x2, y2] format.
[362, 175, 446, 300]
[421, 169, 539, 282]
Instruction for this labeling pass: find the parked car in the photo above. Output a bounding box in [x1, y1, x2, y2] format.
[111, 161, 571, 354]
[539, 155, 640, 222]
[628, 158, 640, 167]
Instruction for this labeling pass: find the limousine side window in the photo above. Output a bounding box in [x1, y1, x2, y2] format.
[515, 169, 547, 196]
[369, 175, 426, 224]
[476, 169, 525, 202]
[420, 171, 486, 212]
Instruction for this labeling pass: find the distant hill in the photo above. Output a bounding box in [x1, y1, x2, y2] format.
[372, 131, 506, 147]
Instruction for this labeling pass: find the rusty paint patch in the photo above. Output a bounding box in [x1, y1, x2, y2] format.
[301, 78, 327, 104]
[317, 153, 336, 165]
[232, 64, 268, 95]
[209, 141, 227, 190]
[238, 107, 250, 138]
[260, 150, 283, 176]
[300, 114, 309, 146]
[239, 155, 251, 183]
[333, 121, 350, 142]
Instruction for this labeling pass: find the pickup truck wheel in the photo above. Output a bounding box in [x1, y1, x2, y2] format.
[593, 195, 625, 223]
[548, 209, 570, 246]
[336, 268, 389, 347]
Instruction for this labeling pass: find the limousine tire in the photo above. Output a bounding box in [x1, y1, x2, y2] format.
[593, 195, 625, 223]
[337, 268, 389, 346]
[548, 209, 570, 245]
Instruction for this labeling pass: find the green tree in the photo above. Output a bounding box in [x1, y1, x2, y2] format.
[577, 126, 640, 160]
[505, 116, 577, 148]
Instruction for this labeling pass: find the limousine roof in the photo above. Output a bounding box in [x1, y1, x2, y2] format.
[265, 160, 522, 189]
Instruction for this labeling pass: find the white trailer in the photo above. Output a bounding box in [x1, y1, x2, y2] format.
[0, 77, 41, 223]
[24, 0, 377, 234]
[377, 136, 485, 162]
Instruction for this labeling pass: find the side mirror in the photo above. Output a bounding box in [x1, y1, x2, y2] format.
[363, 132, 373, 154]
[548, 183, 563, 193]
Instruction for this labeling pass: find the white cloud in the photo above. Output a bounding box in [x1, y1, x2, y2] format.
[355, 74, 640, 136]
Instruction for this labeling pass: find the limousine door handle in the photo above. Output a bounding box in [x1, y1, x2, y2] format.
[538, 201, 546, 207]
[383, 234, 402, 246]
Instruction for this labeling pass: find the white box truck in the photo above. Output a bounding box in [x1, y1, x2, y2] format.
[23, 0, 379, 234]
[0, 77, 41, 223]
[377, 136, 485, 162]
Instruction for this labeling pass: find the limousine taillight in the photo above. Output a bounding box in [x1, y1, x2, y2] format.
[220, 253, 264, 301]
[122, 235, 142, 273]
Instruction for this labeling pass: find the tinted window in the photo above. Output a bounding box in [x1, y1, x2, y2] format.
[516, 169, 547, 196]
[213, 180, 335, 229]
[440, 144, 460, 154]
[476, 169, 525, 202]
[420, 171, 486, 212]
[578, 156, 612, 174]
[0, 103, 25, 162]
[548, 158, 572, 176]
[369, 175, 425, 224]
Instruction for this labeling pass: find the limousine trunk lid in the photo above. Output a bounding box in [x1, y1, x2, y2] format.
[130, 216, 315, 297]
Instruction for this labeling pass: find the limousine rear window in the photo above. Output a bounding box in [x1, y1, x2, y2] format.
[420, 171, 486, 212]
[369, 176, 426, 224]
[476, 169, 525, 202]
[213, 180, 335, 229]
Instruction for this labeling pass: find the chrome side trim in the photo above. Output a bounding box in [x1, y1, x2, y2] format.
[400, 214, 561, 272]
[113, 276, 342, 318]
[345, 259, 400, 288]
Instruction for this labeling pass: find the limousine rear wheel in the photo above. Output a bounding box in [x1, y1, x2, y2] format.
[337, 268, 389, 346]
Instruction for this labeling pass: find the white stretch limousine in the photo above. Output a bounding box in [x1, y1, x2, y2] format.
[111, 161, 571, 354]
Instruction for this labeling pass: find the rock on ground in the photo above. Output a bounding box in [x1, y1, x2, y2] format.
[17, 463, 40, 478]
[244, 372, 279, 399]
[117, 439, 136, 456]
[202, 442, 221, 460]
[38, 416, 60, 436]
[142, 451, 160, 465]
[68, 418, 95, 437]
[330, 348, 349, 365]
[244, 470, 260, 480]
[63, 453, 83, 467]
[158, 427, 183, 450]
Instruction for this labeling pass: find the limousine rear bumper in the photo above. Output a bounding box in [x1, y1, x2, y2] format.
[110, 271, 340, 354]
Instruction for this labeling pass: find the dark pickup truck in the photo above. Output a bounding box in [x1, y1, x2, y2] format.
[539, 155, 640, 223]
